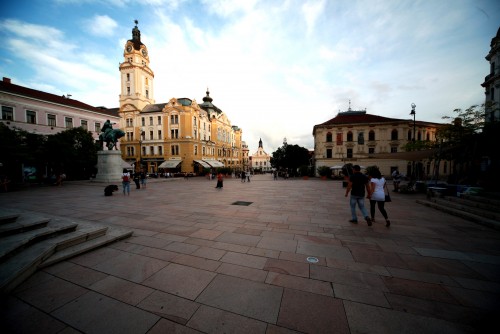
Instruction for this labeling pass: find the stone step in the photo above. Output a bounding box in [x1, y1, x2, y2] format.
[430, 198, 500, 221]
[0, 221, 78, 262]
[447, 196, 500, 213]
[0, 215, 51, 237]
[459, 193, 500, 207]
[416, 199, 500, 230]
[39, 227, 133, 268]
[0, 211, 20, 225]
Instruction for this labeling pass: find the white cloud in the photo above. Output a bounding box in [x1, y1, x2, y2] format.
[85, 15, 118, 37]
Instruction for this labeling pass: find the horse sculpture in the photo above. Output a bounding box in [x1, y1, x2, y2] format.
[99, 128, 125, 150]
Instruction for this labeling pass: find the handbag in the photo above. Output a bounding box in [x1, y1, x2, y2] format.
[384, 183, 392, 202]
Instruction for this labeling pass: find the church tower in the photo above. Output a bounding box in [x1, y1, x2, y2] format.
[119, 20, 155, 111]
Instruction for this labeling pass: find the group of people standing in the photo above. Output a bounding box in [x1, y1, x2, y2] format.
[345, 165, 391, 227]
[121, 169, 147, 195]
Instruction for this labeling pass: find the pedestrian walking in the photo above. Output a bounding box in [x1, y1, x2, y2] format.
[122, 169, 130, 196]
[345, 165, 372, 225]
[140, 169, 147, 188]
[215, 172, 223, 189]
[392, 169, 401, 192]
[133, 171, 141, 189]
[241, 171, 246, 182]
[368, 168, 390, 227]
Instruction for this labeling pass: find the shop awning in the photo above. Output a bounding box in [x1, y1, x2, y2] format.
[203, 159, 225, 168]
[194, 160, 211, 168]
[158, 160, 182, 168]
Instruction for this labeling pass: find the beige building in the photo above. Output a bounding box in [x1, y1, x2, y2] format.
[118, 22, 243, 174]
[0, 77, 119, 141]
[250, 138, 272, 172]
[313, 108, 450, 180]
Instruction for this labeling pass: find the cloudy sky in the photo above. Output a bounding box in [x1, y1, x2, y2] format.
[1, 0, 499, 153]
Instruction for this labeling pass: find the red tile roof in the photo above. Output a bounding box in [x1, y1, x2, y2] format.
[0, 77, 119, 118]
[317, 111, 403, 127]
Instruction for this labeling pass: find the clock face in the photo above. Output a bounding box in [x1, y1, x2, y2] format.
[126, 45, 132, 53]
[142, 49, 148, 57]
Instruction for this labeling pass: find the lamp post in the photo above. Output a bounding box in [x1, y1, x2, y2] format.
[410, 103, 416, 181]
[138, 128, 144, 172]
[410, 103, 416, 142]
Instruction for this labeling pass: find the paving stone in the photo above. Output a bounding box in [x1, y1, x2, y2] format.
[189, 228, 224, 240]
[277, 288, 349, 333]
[325, 257, 391, 275]
[296, 241, 354, 261]
[171, 253, 222, 271]
[137, 290, 200, 324]
[263, 258, 310, 278]
[332, 282, 390, 307]
[89, 275, 155, 305]
[164, 241, 200, 254]
[310, 265, 388, 291]
[196, 274, 283, 323]
[93, 251, 168, 283]
[266, 272, 333, 296]
[350, 247, 408, 268]
[187, 305, 267, 333]
[215, 231, 262, 247]
[126, 235, 173, 248]
[52, 291, 159, 333]
[343, 300, 472, 334]
[216, 262, 268, 282]
[15, 275, 88, 313]
[143, 263, 216, 300]
[386, 266, 459, 286]
[382, 276, 458, 304]
[220, 251, 268, 269]
[279, 251, 327, 266]
[257, 236, 298, 253]
[148, 318, 203, 334]
[398, 253, 484, 278]
[48, 263, 108, 288]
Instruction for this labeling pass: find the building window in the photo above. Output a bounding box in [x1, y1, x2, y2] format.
[126, 132, 133, 141]
[171, 145, 179, 155]
[126, 73, 130, 81]
[48, 114, 56, 127]
[149, 117, 153, 125]
[347, 131, 353, 141]
[170, 115, 178, 124]
[407, 130, 412, 141]
[171, 129, 178, 139]
[141, 117, 145, 126]
[127, 87, 130, 95]
[65, 117, 73, 128]
[146, 90, 149, 98]
[158, 116, 162, 125]
[336, 133, 343, 145]
[326, 132, 332, 142]
[127, 146, 134, 157]
[326, 149, 332, 158]
[357, 132, 364, 145]
[194, 145, 198, 155]
[159, 146, 163, 155]
[126, 118, 133, 127]
[25, 110, 36, 124]
[149, 130, 153, 140]
[417, 131, 422, 141]
[81, 120, 88, 130]
[2, 106, 13, 120]
[149, 146, 154, 155]
[391, 146, 398, 153]
[426, 132, 430, 141]
[391, 129, 398, 140]
[369, 147, 375, 154]
[158, 130, 162, 139]
[368, 130, 375, 141]
[346, 148, 353, 158]
[95, 122, 101, 133]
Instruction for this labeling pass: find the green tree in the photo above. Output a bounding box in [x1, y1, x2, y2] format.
[271, 143, 310, 176]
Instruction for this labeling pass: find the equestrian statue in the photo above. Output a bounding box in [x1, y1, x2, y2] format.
[99, 120, 125, 150]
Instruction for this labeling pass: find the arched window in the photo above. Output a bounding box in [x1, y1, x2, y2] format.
[426, 132, 430, 141]
[417, 131, 422, 141]
[407, 130, 412, 141]
[347, 131, 353, 141]
[368, 130, 375, 141]
[391, 129, 398, 140]
[326, 132, 332, 142]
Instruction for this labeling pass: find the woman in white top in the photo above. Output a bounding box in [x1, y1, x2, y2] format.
[368, 168, 390, 227]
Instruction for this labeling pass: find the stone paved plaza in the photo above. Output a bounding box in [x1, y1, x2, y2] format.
[1, 175, 499, 333]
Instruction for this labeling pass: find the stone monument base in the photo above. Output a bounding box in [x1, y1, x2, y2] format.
[94, 150, 124, 183]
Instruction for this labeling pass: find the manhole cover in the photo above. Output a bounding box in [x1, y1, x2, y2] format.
[231, 201, 253, 206]
[306, 257, 319, 263]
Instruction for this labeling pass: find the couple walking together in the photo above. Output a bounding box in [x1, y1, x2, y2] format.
[344, 165, 390, 227]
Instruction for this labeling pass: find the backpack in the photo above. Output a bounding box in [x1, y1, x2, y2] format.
[122, 174, 129, 182]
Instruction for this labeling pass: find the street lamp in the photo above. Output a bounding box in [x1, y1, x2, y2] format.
[410, 103, 416, 142]
[410, 103, 416, 182]
[138, 128, 144, 172]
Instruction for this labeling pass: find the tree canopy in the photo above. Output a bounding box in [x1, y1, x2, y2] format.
[270, 143, 310, 176]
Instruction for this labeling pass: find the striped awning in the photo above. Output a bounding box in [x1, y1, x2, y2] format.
[158, 160, 182, 168]
[203, 160, 225, 167]
[194, 160, 211, 168]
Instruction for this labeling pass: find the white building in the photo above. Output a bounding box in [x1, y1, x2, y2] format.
[482, 26, 500, 123]
[250, 138, 271, 172]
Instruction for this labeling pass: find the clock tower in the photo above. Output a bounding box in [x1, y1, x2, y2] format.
[119, 20, 154, 111]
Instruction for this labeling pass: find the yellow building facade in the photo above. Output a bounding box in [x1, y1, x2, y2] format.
[118, 22, 242, 174]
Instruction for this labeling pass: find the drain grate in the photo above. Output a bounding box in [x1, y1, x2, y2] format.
[232, 201, 253, 206]
[306, 257, 319, 263]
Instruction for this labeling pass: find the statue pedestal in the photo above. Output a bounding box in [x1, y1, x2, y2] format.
[94, 150, 123, 183]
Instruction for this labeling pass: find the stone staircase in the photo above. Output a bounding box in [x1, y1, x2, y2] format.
[416, 193, 500, 230]
[0, 209, 133, 294]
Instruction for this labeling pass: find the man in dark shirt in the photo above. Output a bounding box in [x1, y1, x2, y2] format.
[345, 165, 372, 225]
